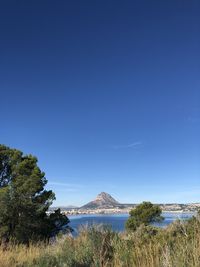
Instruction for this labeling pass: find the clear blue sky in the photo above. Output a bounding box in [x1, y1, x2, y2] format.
[0, 1, 200, 206]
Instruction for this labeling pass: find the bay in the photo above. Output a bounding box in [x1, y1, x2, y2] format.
[69, 212, 194, 234]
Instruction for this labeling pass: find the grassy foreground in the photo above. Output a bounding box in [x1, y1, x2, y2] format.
[1, 217, 200, 267]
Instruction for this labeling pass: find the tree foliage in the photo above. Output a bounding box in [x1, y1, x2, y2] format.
[126, 201, 163, 231]
[0, 144, 71, 243]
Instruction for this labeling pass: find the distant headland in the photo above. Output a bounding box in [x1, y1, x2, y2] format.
[50, 192, 200, 215]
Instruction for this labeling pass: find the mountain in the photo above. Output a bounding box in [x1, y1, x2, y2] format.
[81, 192, 120, 209]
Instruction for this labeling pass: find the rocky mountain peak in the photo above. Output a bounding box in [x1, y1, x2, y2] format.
[81, 192, 119, 209]
[95, 192, 119, 204]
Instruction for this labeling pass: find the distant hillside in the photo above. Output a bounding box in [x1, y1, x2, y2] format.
[50, 192, 200, 213]
[81, 192, 120, 209]
[49, 205, 79, 211]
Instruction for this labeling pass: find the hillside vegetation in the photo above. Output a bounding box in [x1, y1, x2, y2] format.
[1, 215, 200, 267]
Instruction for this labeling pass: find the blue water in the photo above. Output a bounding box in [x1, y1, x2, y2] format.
[69, 212, 194, 234]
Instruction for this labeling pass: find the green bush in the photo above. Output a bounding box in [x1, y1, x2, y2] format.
[126, 201, 163, 231]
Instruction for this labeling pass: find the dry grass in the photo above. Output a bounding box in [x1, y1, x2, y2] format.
[1, 219, 200, 267]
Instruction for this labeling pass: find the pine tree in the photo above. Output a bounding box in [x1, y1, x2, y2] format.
[0, 144, 71, 243]
[126, 201, 163, 231]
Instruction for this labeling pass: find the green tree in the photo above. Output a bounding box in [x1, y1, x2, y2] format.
[126, 201, 163, 231]
[0, 144, 71, 243]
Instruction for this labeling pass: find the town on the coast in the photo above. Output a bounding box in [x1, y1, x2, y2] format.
[49, 192, 200, 215]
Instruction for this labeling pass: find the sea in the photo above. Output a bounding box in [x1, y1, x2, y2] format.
[68, 212, 194, 235]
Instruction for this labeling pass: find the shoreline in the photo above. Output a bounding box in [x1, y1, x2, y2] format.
[65, 210, 196, 217]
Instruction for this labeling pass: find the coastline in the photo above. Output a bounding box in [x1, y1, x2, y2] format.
[63, 209, 196, 217]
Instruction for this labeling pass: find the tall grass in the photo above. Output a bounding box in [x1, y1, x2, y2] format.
[1, 218, 200, 267]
